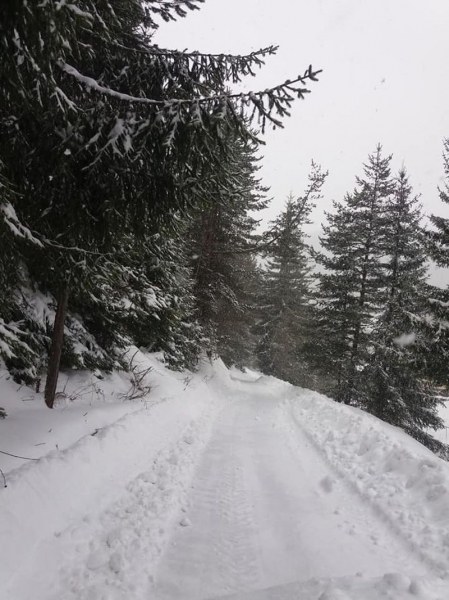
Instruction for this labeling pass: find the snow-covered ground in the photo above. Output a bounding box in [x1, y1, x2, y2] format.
[1, 355, 449, 599]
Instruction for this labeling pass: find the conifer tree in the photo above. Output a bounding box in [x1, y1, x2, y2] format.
[0, 0, 321, 406]
[429, 138, 449, 268]
[188, 137, 268, 366]
[315, 146, 394, 402]
[360, 169, 444, 451]
[311, 200, 360, 396]
[66, 229, 202, 372]
[426, 138, 449, 388]
[256, 163, 326, 385]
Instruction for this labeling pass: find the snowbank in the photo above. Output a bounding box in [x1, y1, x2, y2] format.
[0, 367, 143, 474]
[288, 388, 449, 576]
[0, 351, 226, 597]
[222, 572, 449, 600]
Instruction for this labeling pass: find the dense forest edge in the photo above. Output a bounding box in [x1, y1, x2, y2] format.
[1, 1, 449, 458]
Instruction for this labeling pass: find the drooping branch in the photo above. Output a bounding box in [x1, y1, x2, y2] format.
[142, 0, 205, 24]
[59, 61, 322, 133]
[84, 36, 279, 84]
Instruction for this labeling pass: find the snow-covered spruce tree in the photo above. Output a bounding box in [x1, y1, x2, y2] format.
[308, 200, 360, 396]
[429, 139, 449, 268]
[425, 138, 449, 388]
[0, 1, 321, 407]
[188, 137, 268, 367]
[61, 230, 202, 373]
[0, 171, 49, 385]
[255, 163, 327, 386]
[113, 231, 203, 371]
[360, 169, 445, 452]
[315, 146, 394, 402]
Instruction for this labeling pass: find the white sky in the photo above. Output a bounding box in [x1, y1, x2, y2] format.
[156, 0, 449, 283]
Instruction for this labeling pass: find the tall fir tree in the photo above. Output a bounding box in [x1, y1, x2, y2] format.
[426, 138, 449, 388]
[188, 137, 268, 366]
[360, 169, 444, 452]
[315, 146, 394, 402]
[310, 200, 360, 396]
[256, 163, 326, 386]
[429, 138, 449, 268]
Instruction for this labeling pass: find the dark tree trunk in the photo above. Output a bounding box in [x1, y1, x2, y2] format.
[44, 283, 69, 409]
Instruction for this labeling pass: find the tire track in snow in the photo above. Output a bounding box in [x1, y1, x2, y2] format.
[32, 378, 443, 600]
[152, 402, 263, 599]
[152, 389, 434, 599]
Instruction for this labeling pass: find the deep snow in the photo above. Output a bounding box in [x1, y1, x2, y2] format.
[1, 354, 449, 599]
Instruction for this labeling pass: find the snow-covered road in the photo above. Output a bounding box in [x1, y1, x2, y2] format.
[2, 360, 449, 600]
[152, 385, 434, 599]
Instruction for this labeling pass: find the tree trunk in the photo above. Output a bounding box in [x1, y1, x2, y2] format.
[44, 283, 69, 409]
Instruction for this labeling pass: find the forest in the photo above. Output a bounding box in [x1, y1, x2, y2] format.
[1, 0, 449, 458]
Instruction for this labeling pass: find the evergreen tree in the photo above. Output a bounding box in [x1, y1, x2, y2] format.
[256, 163, 326, 385]
[360, 169, 444, 451]
[426, 138, 449, 388]
[0, 0, 321, 406]
[429, 138, 449, 268]
[188, 137, 268, 366]
[67, 229, 203, 372]
[315, 146, 394, 402]
[310, 200, 360, 396]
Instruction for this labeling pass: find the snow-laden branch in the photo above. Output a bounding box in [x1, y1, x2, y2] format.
[85, 34, 278, 84]
[59, 62, 163, 104]
[1, 201, 113, 257]
[90, 36, 278, 62]
[1, 203, 44, 247]
[59, 60, 321, 113]
[428, 297, 449, 309]
[142, 0, 205, 22]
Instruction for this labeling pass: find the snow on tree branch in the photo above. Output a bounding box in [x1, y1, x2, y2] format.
[142, 0, 205, 24]
[0, 203, 44, 248]
[59, 60, 322, 134]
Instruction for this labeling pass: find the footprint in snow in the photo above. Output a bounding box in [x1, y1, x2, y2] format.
[109, 551, 124, 574]
[86, 549, 109, 570]
[382, 572, 411, 590]
[319, 476, 335, 493]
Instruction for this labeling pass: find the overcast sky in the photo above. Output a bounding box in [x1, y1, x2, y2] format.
[156, 0, 449, 281]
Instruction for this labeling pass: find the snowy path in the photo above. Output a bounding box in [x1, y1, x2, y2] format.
[151, 384, 434, 599]
[4, 367, 448, 600]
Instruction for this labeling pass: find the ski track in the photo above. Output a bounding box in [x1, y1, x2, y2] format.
[16, 377, 445, 600]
